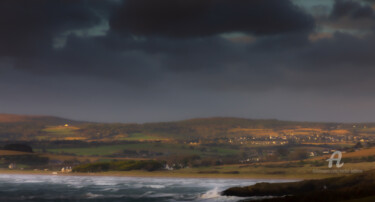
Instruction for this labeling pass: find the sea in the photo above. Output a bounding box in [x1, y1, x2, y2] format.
[0, 174, 294, 201]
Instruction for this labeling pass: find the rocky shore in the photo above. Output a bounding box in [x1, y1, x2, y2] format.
[222, 169, 375, 201]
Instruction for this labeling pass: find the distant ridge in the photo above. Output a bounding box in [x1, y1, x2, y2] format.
[0, 113, 367, 127]
[158, 117, 326, 128]
[0, 114, 82, 125]
[0, 114, 342, 126]
[0, 114, 370, 141]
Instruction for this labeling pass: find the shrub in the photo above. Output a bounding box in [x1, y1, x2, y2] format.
[3, 155, 49, 166]
[73, 160, 164, 172]
[3, 144, 33, 153]
[73, 162, 110, 172]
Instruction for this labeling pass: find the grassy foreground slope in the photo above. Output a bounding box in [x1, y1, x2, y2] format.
[223, 169, 375, 201]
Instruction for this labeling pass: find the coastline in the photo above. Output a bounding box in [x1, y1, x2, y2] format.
[2, 161, 372, 180]
[0, 169, 317, 180]
[222, 169, 375, 201]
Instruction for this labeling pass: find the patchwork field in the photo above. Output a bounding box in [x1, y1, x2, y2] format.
[118, 133, 169, 141]
[36, 125, 85, 141]
[39, 142, 240, 157]
[0, 150, 33, 156]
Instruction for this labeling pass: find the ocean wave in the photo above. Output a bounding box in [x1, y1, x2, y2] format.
[200, 187, 220, 199]
[0, 174, 295, 201]
[145, 184, 166, 189]
[84, 192, 104, 199]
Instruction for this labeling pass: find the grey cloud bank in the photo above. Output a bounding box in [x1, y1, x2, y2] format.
[1, 0, 375, 123]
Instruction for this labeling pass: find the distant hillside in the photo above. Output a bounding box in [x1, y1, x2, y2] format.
[77, 117, 346, 141]
[0, 114, 82, 125]
[0, 114, 85, 141]
[160, 117, 331, 128]
[0, 114, 371, 141]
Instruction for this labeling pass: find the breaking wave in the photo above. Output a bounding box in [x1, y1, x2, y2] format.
[0, 174, 295, 201]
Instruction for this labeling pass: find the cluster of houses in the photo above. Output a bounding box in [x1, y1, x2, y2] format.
[7, 163, 73, 173]
[186, 133, 375, 146]
[61, 167, 72, 173]
[8, 163, 16, 169]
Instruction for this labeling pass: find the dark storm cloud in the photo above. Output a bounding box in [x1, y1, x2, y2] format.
[0, 0, 103, 57]
[289, 1, 375, 92]
[110, 0, 315, 37]
[278, 33, 375, 92]
[321, 0, 375, 31]
[10, 34, 163, 87]
[299, 33, 375, 69]
[0, 0, 143, 82]
[3, 0, 375, 122]
[1, 0, 375, 94]
[0, 0, 316, 80]
[331, 0, 374, 19]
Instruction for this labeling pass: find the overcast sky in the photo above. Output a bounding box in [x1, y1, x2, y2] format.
[1, 0, 375, 123]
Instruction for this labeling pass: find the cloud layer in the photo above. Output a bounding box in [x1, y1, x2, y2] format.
[110, 0, 314, 37]
[1, 0, 375, 122]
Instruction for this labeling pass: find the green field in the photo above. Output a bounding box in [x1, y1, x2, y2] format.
[42, 143, 240, 157]
[1, 161, 375, 180]
[42, 126, 79, 136]
[119, 133, 165, 141]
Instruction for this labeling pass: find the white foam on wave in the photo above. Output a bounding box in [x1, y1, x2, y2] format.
[0, 174, 298, 201]
[146, 184, 166, 189]
[200, 187, 220, 199]
[93, 180, 118, 186]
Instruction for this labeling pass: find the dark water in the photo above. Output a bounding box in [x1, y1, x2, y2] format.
[0, 174, 294, 201]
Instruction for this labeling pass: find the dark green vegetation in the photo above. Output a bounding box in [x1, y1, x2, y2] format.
[223, 169, 375, 201]
[73, 160, 165, 172]
[1, 155, 49, 167]
[3, 144, 33, 153]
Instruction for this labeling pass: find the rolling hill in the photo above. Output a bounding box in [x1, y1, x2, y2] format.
[0, 114, 83, 125]
[0, 114, 372, 141]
